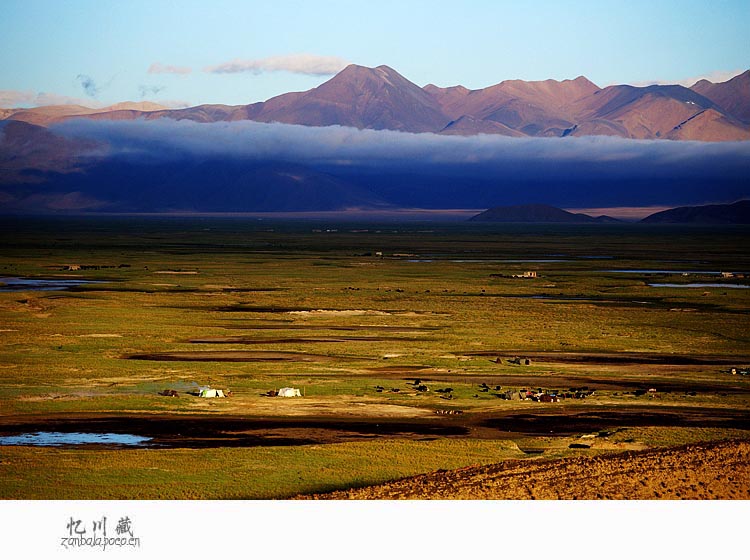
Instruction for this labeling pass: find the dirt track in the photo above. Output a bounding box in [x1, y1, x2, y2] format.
[304, 439, 750, 500]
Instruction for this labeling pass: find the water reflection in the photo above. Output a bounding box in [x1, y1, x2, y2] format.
[0, 277, 103, 292]
[0, 432, 152, 446]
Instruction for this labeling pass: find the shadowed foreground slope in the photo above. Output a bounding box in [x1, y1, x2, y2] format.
[303, 439, 750, 500]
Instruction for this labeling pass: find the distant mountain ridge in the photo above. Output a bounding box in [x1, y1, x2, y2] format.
[3, 65, 749, 141]
[469, 204, 619, 223]
[640, 200, 750, 224]
[470, 201, 750, 224]
[692, 70, 750, 124]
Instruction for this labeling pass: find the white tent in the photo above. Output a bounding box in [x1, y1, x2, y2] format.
[199, 388, 225, 398]
[278, 387, 301, 397]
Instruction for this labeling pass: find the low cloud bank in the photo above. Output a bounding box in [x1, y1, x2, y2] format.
[54, 117, 750, 177]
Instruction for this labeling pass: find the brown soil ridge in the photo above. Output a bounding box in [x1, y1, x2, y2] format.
[124, 351, 347, 362]
[302, 439, 750, 500]
[188, 335, 430, 344]
[466, 350, 750, 366]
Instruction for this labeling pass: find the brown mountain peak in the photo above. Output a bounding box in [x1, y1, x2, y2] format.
[338, 63, 372, 73]
[690, 69, 750, 124]
[723, 69, 750, 83]
[252, 62, 447, 132]
[424, 84, 469, 92]
[375, 64, 398, 73]
[692, 78, 713, 88]
[335, 63, 398, 78]
[571, 75, 600, 89]
[324, 64, 414, 90]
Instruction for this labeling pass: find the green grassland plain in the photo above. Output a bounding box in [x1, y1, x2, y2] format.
[0, 217, 748, 499]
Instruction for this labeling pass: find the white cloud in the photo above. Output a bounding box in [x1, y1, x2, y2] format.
[30, 119, 750, 210]
[204, 53, 350, 76]
[52, 118, 750, 169]
[0, 90, 102, 108]
[148, 63, 192, 75]
[627, 69, 745, 88]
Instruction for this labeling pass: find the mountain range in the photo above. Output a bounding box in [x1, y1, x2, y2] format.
[3, 64, 750, 141]
[469, 204, 620, 223]
[1, 65, 749, 214]
[640, 200, 750, 224]
[471, 201, 750, 224]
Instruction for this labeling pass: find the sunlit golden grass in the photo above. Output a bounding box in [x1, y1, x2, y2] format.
[0, 439, 526, 499]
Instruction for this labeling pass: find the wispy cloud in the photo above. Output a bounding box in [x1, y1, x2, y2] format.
[627, 69, 745, 88]
[148, 63, 192, 75]
[0, 89, 102, 108]
[138, 85, 166, 99]
[76, 74, 100, 97]
[204, 53, 350, 76]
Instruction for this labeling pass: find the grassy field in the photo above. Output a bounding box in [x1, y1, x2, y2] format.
[1, 217, 749, 499]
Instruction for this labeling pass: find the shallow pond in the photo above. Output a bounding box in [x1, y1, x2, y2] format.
[604, 269, 724, 275]
[406, 259, 569, 263]
[649, 283, 749, 289]
[0, 277, 103, 292]
[0, 432, 152, 446]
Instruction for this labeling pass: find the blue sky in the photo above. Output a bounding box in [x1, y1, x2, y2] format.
[1, 0, 749, 108]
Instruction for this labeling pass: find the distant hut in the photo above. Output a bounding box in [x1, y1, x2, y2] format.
[199, 388, 225, 398]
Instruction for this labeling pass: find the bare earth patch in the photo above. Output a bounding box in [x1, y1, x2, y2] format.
[289, 309, 391, 317]
[188, 335, 428, 344]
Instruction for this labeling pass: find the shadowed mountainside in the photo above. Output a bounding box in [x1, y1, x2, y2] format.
[640, 200, 750, 224]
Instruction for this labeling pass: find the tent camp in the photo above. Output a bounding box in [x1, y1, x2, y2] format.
[199, 388, 225, 398]
[278, 387, 301, 397]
